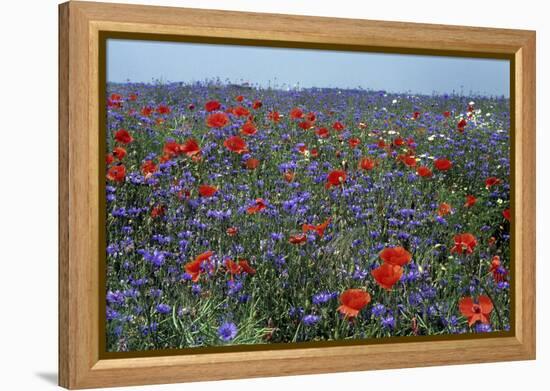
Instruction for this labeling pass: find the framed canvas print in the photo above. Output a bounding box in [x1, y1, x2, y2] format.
[58, 1, 536, 389]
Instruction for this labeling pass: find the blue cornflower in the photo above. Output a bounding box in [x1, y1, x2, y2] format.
[218, 322, 238, 341]
[442, 315, 458, 328]
[271, 232, 284, 241]
[312, 291, 337, 305]
[106, 308, 119, 321]
[435, 216, 447, 225]
[289, 306, 304, 318]
[191, 284, 202, 295]
[140, 249, 167, 267]
[113, 325, 123, 337]
[140, 322, 158, 336]
[302, 314, 321, 326]
[107, 243, 120, 255]
[475, 323, 493, 333]
[156, 303, 171, 315]
[371, 303, 386, 318]
[381, 315, 395, 329]
[106, 290, 125, 306]
[149, 288, 162, 298]
[227, 280, 243, 295]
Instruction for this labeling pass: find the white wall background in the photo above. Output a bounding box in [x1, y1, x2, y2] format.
[0, 0, 546, 389]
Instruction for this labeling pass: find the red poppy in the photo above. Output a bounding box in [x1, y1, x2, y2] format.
[393, 137, 405, 146]
[245, 158, 260, 170]
[464, 195, 477, 208]
[225, 259, 242, 277]
[128, 93, 138, 101]
[288, 233, 307, 245]
[141, 106, 153, 116]
[372, 263, 404, 290]
[290, 107, 304, 119]
[156, 104, 171, 115]
[107, 94, 122, 109]
[306, 112, 316, 122]
[302, 218, 331, 238]
[223, 136, 248, 154]
[230, 105, 250, 117]
[163, 141, 181, 159]
[141, 160, 158, 176]
[198, 185, 218, 197]
[315, 127, 330, 138]
[184, 251, 214, 282]
[443, 111, 451, 118]
[235, 95, 244, 102]
[226, 227, 238, 236]
[325, 170, 347, 189]
[412, 111, 421, 120]
[377, 139, 387, 149]
[106, 165, 126, 182]
[205, 100, 221, 112]
[106, 153, 115, 165]
[403, 155, 417, 167]
[437, 202, 452, 217]
[283, 171, 295, 183]
[457, 118, 467, 132]
[241, 121, 258, 136]
[247, 198, 266, 214]
[434, 158, 452, 171]
[107, 99, 122, 109]
[238, 259, 256, 275]
[114, 129, 133, 144]
[268, 111, 281, 122]
[112, 147, 126, 160]
[252, 100, 262, 109]
[298, 120, 314, 130]
[206, 112, 230, 128]
[416, 166, 433, 177]
[451, 233, 477, 255]
[459, 296, 493, 326]
[503, 208, 511, 221]
[485, 177, 502, 188]
[359, 157, 376, 171]
[379, 246, 412, 267]
[180, 138, 201, 157]
[337, 289, 371, 318]
[348, 137, 361, 148]
[150, 204, 166, 218]
[298, 145, 308, 154]
[310, 148, 319, 158]
[332, 121, 345, 132]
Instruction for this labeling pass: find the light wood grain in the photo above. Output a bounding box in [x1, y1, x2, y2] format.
[59, 1, 536, 388]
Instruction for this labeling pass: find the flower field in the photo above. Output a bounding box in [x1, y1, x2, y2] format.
[105, 82, 511, 352]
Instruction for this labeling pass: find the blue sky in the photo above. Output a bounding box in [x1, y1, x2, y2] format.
[107, 39, 510, 97]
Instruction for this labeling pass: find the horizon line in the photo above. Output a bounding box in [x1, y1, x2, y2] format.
[106, 79, 510, 99]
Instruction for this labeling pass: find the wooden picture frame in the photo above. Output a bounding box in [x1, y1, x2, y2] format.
[59, 1, 536, 388]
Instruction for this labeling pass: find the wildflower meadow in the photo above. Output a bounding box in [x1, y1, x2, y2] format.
[105, 82, 510, 352]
